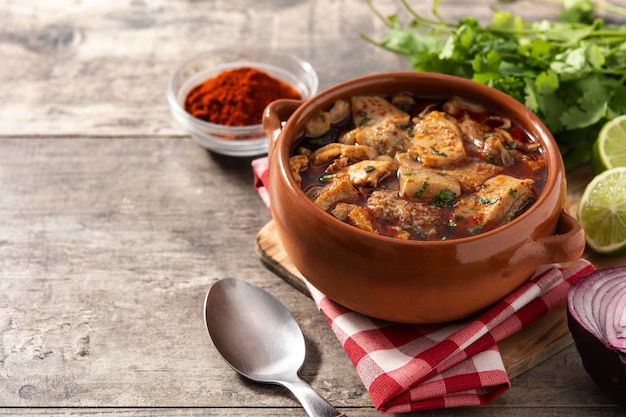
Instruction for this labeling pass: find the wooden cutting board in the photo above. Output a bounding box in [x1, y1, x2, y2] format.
[255, 165, 625, 379]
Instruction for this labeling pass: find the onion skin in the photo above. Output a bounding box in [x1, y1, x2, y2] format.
[568, 312, 626, 405]
[567, 266, 626, 407]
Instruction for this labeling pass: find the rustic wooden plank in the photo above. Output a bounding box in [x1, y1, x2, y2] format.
[0, 137, 622, 415]
[0, 137, 365, 407]
[0, 0, 406, 137]
[0, 0, 566, 137]
[0, 407, 625, 417]
[2, 0, 625, 415]
[0, 406, 624, 417]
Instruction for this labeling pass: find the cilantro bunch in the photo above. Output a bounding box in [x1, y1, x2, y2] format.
[364, 0, 626, 170]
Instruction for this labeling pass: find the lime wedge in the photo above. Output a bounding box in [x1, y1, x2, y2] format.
[591, 115, 626, 174]
[577, 167, 626, 254]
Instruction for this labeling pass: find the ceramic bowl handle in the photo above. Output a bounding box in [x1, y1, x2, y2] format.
[262, 99, 303, 157]
[504, 210, 586, 276]
[537, 210, 586, 264]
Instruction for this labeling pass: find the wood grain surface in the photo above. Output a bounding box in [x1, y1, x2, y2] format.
[1, 0, 625, 416]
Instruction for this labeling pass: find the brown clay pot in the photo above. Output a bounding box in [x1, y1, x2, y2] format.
[263, 72, 586, 324]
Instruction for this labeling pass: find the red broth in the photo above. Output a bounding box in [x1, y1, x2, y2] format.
[290, 95, 547, 241]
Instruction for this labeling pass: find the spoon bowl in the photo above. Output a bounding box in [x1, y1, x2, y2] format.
[204, 278, 346, 417]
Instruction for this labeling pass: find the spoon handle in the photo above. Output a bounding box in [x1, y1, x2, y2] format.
[282, 377, 347, 417]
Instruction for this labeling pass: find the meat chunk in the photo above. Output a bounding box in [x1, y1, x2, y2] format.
[347, 206, 412, 240]
[444, 161, 504, 192]
[296, 94, 547, 241]
[514, 151, 547, 172]
[288, 155, 309, 187]
[305, 111, 331, 137]
[331, 202, 358, 222]
[409, 111, 467, 168]
[390, 93, 416, 112]
[457, 114, 516, 166]
[457, 113, 492, 156]
[310, 143, 379, 165]
[488, 132, 516, 166]
[346, 159, 393, 187]
[442, 96, 487, 116]
[346, 206, 381, 235]
[351, 95, 410, 127]
[313, 175, 361, 211]
[366, 189, 439, 239]
[453, 175, 535, 226]
[328, 99, 350, 123]
[340, 118, 410, 157]
[396, 153, 461, 200]
[448, 97, 542, 158]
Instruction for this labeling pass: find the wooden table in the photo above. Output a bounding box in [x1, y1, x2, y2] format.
[1, 0, 624, 416]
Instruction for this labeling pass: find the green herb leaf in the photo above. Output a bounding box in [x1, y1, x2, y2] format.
[468, 225, 484, 235]
[430, 146, 447, 156]
[434, 189, 456, 207]
[363, 0, 626, 171]
[475, 195, 500, 204]
[445, 219, 457, 227]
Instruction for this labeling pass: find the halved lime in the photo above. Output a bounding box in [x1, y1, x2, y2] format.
[577, 167, 626, 254]
[591, 115, 626, 174]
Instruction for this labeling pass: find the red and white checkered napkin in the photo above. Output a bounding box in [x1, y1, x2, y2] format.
[252, 157, 271, 210]
[306, 261, 594, 413]
[251, 156, 595, 413]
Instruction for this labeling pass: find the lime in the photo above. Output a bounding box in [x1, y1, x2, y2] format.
[577, 167, 626, 254]
[591, 115, 626, 174]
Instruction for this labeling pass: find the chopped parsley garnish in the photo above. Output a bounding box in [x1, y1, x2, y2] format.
[413, 181, 430, 198]
[474, 195, 500, 205]
[445, 219, 457, 228]
[430, 147, 447, 156]
[434, 189, 456, 207]
[468, 225, 484, 235]
[363, 0, 626, 170]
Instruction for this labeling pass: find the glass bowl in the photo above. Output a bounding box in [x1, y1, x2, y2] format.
[167, 47, 319, 157]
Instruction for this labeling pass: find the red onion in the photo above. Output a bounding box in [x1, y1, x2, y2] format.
[567, 266, 626, 406]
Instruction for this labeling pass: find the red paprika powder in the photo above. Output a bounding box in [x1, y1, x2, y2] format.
[184, 66, 301, 127]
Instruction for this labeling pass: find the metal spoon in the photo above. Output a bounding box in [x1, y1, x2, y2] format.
[204, 278, 346, 417]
